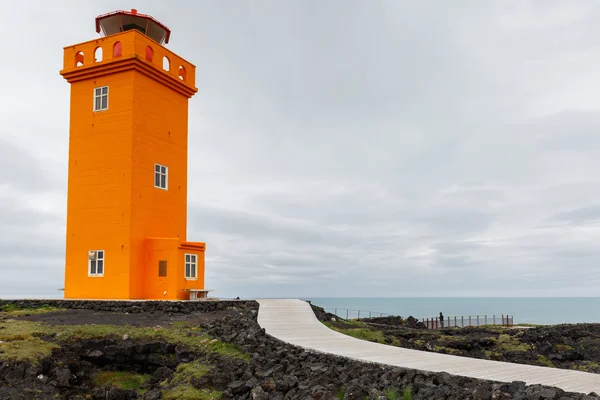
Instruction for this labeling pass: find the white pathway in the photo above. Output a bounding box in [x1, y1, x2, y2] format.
[256, 299, 600, 394]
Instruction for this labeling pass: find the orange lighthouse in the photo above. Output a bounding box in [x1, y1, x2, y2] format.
[60, 9, 207, 300]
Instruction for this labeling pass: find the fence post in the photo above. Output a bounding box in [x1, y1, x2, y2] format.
[502, 314, 504, 327]
[380, 313, 383, 317]
[477, 315, 479, 326]
[358, 310, 360, 319]
[469, 316, 472, 326]
[493, 315, 496, 325]
[461, 316, 464, 327]
[454, 316, 457, 328]
[485, 315, 487, 325]
[369, 311, 372, 318]
[335, 308, 337, 317]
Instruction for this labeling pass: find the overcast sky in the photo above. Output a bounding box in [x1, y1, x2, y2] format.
[2, 1, 600, 298]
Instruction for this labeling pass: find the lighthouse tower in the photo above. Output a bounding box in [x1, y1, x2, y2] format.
[60, 9, 207, 300]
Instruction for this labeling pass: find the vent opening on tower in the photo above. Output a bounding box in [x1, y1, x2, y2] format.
[75, 51, 84, 67]
[145, 46, 154, 62]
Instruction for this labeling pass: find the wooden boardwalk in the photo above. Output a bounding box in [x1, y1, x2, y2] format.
[256, 299, 600, 394]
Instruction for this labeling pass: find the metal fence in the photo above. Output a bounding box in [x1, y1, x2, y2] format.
[325, 308, 394, 320]
[324, 307, 514, 329]
[423, 315, 514, 329]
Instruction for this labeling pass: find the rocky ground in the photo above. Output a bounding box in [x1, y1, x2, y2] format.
[0, 300, 598, 399]
[310, 304, 600, 374]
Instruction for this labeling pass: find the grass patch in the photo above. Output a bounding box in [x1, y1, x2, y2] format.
[401, 386, 413, 400]
[324, 322, 385, 343]
[0, 318, 249, 363]
[168, 360, 211, 386]
[554, 344, 573, 352]
[385, 388, 413, 400]
[575, 361, 600, 372]
[0, 304, 65, 316]
[495, 334, 529, 353]
[432, 345, 462, 355]
[536, 355, 553, 367]
[93, 371, 150, 393]
[160, 359, 220, 399]
[0, 319, 59, 362]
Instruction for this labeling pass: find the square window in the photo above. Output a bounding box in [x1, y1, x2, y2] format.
[185, 253, 197, 279]
[93, 86, 109, 112]
[88, 250, 105, 277]
[154, 163, 168, 190]
[159, 260, 167, 277]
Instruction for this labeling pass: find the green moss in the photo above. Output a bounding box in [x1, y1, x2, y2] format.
[432, 346, 462, 355]
[160, 358, 220, 399]
[412, 339, 426, 348]
[162, 386, 221, 400]
[0, 318, 249, 363]
[384, 388, 403, 399]
[168, 360, 211, 386]
[495, 334, 529, 353]
[0, 304, 65, 316]
[0, 319, 59, 362]
[323, 322, 385, 343]
[402, 386, 413, 400]
[483, 350, 499, 359]
[575, 361, 600, 372]
[536, 355, 553, 367]
[93, 371, 150, 393]
[554, 344, 573, 352]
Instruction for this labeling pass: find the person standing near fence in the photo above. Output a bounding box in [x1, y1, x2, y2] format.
[439, 312, 444, 328]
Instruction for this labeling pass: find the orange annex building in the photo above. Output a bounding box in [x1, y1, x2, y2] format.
[60, 9, 208, 300]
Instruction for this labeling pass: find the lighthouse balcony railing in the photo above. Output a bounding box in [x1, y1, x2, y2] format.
[61, 29, 196, 88]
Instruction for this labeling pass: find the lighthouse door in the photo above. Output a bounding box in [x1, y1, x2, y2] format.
[157, 253, 169, 298]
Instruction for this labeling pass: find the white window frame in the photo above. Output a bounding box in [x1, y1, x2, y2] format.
[154, 163, 168, 190]
[185, 253, 197, 280]
[93, 86, 109, 112]
[88, 250, 105, 277]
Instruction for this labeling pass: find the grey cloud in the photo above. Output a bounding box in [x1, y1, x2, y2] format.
[0, 137, 60, 193]
[550, 205, 600, 225]
[188, 204, 362, 247]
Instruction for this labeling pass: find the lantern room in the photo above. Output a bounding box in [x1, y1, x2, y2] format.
[96, 9, 171, 45]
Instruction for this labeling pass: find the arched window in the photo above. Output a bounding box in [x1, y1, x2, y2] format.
[163, 56, 170, 72]
[94, 47, 103, 62]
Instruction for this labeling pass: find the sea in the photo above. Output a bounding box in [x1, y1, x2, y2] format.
[303, 297, 600, 326]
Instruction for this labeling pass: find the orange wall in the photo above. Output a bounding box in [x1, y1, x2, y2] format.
[62, 29, 203, 300]
[64, 71, 135, 299]
[128, 71, 190, 298]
